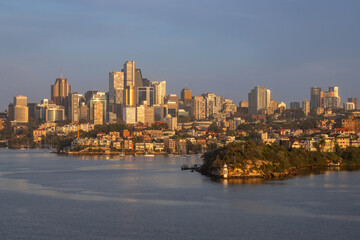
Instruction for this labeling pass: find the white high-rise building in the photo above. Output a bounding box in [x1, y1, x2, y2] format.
[123, 106, 136, 124]
[202, 93, 216, 118]
[152, 81, 166, 105]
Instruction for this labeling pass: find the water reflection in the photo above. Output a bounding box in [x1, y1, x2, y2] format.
[217, 178, 266, 185]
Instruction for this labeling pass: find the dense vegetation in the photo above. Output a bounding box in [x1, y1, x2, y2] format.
[201, 141, 360, 177]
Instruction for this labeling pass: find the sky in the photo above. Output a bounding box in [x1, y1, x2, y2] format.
[1, 0, 360, 111]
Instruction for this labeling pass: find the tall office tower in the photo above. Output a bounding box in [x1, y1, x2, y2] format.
[137, 87, 154, 106]
[109, 71, 125, 104]
[181, 86, 192, 105]
[89, 95, 107, 124]
[67, 92, 80, 122]
[124, 61, 136, 87]
[248, 86, 271, 115]
[93, 102, 103, 125]
[109, 71, 125, 116]
[214, 96, 224, 113]
[135, 69, 144, 87]
[191, 96, 206, 120]
[348, 98, 358, 109]
[8, 95, 29, 123]
[125, 86, 137, 106]
[27, 103, 37, 119]
[322, 87, 341, 109]
[51, 73, 71, 106]
[85, 91, 98, 105]
[310, 87, 322, 109]
[152, 81, 166, 105]
[79, 103, 89, 122]
[302, 99, 310, 116]
[202, 93, 216, 118]
[290, 102, 300, 109]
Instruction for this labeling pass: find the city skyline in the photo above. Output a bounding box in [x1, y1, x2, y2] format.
[1, 1, 360, 110]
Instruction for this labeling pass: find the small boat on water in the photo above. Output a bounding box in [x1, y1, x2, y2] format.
[144, 153, 155, 157]
[181, 164, 202, 170]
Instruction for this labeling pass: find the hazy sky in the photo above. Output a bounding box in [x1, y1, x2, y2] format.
[1, 0, 360, 110]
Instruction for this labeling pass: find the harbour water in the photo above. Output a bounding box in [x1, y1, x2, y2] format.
[0, 149, 359, 240]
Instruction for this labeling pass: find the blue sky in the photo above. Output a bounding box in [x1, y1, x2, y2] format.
[1, 0, 360, 110]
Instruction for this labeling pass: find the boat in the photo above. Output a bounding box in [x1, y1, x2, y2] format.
[144, 152, 155, 157]
[181, 164, 202, 170]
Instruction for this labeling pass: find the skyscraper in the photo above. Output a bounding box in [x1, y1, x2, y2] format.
[152, 81, 166, 105]
[14, 95, 27, 106]
[202, 93, 216, 118]
[310, 87, 322, 109]
[134, 69, 144, 87]
[181, 86, 192, 105]
[191, 96, 205, 120]
[125, 86, 137, 106]
[302, 99, 310, 116]
[109, 71, 124, 105]
[248, 86, 271, 115]
[109, 71, 125, 116]
[67, 92, 80, 122]
[124, 61, 136, 87]
[89, 95, 107, 124]
[51, 73, 71, 106]
[8, 95, 29, 123]
[137, 87, 154, 106]
[322, 87, 341, 109]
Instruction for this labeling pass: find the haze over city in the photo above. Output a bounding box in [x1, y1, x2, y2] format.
[1, 0, 360, 110]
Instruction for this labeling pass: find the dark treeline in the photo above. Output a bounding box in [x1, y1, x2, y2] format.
[201, 141, 360, 175]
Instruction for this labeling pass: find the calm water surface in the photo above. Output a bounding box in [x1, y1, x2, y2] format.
[0, 149, 359, 240]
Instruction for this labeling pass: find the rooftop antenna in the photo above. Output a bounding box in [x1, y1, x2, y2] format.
[60, 66, 63, 78]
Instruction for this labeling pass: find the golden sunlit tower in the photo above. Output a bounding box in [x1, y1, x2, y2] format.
[125, 86, 137, 106]
[51, 73, 71, 106]
[124, 61, 136, 87]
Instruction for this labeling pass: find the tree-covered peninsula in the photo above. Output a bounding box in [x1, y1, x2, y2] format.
[200, 141, 360, 179]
